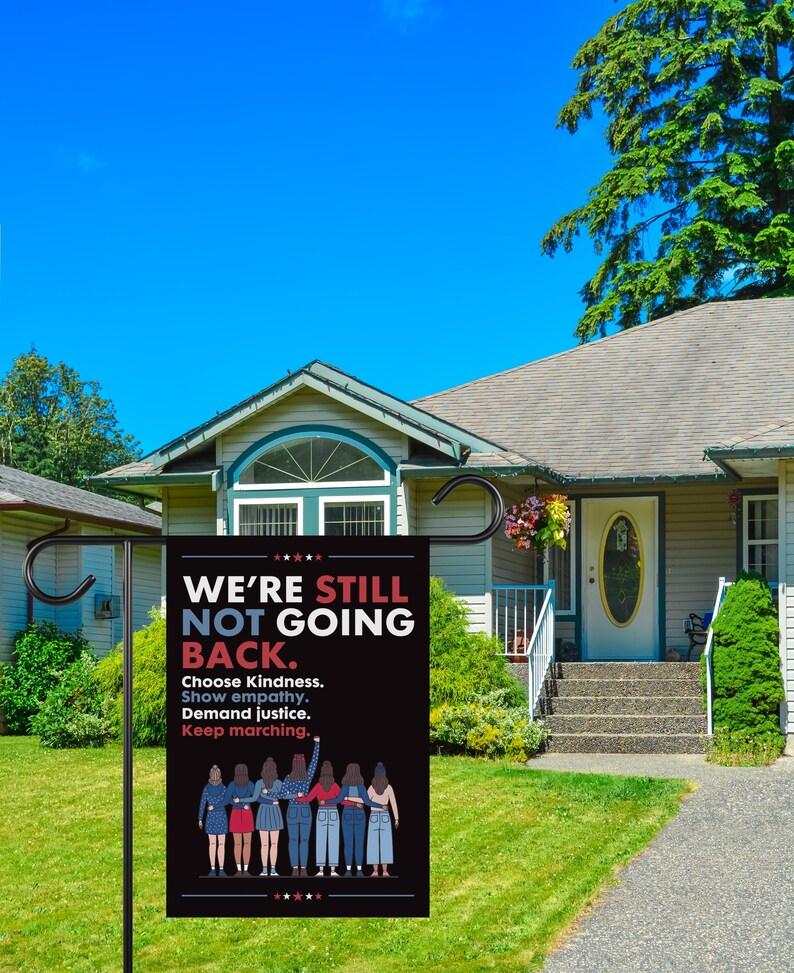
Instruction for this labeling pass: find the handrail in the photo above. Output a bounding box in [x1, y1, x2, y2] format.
[525, 581, 555, 721]
[704, 576, 731, 736]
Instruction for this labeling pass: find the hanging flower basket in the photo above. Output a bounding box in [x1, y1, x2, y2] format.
[504, 494, 571, 553]
[727, 488, 742, 525]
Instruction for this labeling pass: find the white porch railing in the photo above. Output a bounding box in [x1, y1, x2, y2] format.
[493, 582, 555, 720]
[703, 577, 731, 737]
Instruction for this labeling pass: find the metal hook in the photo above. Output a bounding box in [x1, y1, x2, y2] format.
[429, 474, 505, 545]
[23, 534, 166, 606]
[24, 536, 97, 605]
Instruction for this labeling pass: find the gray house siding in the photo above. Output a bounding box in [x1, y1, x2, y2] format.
[0, 515, 162, 664]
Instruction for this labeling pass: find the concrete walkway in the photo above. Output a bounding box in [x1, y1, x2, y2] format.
[530, 752, 794, 973]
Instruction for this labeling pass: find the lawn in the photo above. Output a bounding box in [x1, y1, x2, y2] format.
[0, 738, 690, 973]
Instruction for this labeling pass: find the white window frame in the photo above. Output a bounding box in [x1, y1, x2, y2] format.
[318, 495, 391, 536]
[742, 493, 779, 580]
[233, 496, 304, 536]
[542, 502, 575, 615]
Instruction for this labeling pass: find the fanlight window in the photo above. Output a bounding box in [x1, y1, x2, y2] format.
[238, 437, 386, 486]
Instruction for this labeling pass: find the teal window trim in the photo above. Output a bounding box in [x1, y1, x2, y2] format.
[226, 424, 397, 489]
[227, 426, 398, 536]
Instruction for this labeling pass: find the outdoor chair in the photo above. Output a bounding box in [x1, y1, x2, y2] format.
[684, 611, 713, 661]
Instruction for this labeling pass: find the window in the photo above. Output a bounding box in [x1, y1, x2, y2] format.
[235, 500, 302, 536]
[321, 498, 387, 536]
[743, 495, 778, 583]
[238, 436, 388, 487]
[541, 503, 575, 613]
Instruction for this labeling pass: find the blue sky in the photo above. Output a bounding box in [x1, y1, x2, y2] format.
[0, 0, 619, 455]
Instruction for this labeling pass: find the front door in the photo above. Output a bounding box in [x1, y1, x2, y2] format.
[582, 497, 658, 660]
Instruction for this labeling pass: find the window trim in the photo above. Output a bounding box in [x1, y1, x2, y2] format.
[542, 501, 576, 615]
[233, 496, 304, 536]
[318, 494, 391, 537]
[229, 426, 394, 491]
[741, 492, 779, 580]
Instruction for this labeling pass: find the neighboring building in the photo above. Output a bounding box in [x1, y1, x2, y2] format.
[93, 298, 794, 741]
[0, 465, 162, 663]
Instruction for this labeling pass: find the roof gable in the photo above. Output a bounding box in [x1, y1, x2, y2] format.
[142, 361, 502, 468]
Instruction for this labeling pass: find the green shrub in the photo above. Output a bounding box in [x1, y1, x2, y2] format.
[430, 689, 547, 761]
[430, 577, 526, 708]
[0, 622, 91, 733]
[95, 610, 166, 746]
[704, 574, 785, 740]
[30, 652, 114, 748]
[705, 726, 786, 766]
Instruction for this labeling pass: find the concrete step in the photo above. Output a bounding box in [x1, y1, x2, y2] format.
[547, 678, 701, 698]
[545, 714, 706, 735]
[544, 733, 705, 755]
[547, 695, 704, 716]
[553, 662, 701, 680]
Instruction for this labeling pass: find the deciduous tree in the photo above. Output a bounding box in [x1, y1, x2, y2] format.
[0, 350, 140, 487]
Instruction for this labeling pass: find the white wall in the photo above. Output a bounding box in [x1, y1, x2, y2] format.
[781, 459, 793, 734]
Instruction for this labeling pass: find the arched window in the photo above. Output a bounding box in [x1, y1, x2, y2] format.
[230, 430, 394, 537]
[238, 436, 387, 486]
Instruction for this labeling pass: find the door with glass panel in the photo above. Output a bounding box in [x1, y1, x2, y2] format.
[582, 497, 658, 660]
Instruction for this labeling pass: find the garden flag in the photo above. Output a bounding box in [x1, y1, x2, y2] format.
[166, 535, 430, 917]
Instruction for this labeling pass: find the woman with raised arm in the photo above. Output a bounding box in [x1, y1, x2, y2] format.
[275, 736, 320, 877]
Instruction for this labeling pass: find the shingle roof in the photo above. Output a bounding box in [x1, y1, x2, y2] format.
[708, 416, 794, 452]
[414, 299, 794, 481]
[0, 465, 161, 532]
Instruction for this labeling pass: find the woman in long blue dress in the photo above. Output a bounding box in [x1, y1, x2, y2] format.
[251, 757, 283, 876]
[197, 764, 228, 877]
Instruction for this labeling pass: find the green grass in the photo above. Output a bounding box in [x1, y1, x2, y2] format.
[0, 738, 691, 973]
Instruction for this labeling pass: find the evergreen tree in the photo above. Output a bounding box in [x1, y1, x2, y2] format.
[542, 1, 794, 340]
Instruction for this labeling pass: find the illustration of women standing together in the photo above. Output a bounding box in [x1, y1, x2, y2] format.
[195, 746, 398, 879]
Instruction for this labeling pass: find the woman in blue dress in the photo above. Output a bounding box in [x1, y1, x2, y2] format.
[251, 757, 283, 876]
[197, 764, 228, 877]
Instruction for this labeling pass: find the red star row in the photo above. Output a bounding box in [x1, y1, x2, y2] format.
[273, 891, 322, 901]
[273, 553, 323, 562]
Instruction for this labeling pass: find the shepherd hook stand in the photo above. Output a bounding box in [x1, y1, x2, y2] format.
[22, 474, 504, 971]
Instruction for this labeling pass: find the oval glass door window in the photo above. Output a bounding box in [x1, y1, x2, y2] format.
[599, 512, 644, 627]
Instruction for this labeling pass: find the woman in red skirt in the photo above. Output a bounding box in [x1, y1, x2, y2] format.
[226, 763, 256, 876]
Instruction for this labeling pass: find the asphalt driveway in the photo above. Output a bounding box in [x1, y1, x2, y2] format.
[531, 752, 794, 973]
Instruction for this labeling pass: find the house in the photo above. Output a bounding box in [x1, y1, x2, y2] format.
[92, 298, 794, 748]
[0, 465, 162, 665]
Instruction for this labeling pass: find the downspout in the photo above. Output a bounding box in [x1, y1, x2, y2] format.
[26, 519, 72, 624]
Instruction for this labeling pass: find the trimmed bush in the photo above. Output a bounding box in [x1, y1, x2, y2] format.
[430, 689, 547, 761]
[95, 610, 166, 746]
[706, 573, 785, 739]
[0, 622, 91, 733]
[30, 652, 113, 748]
[430, 577, 526, 708]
